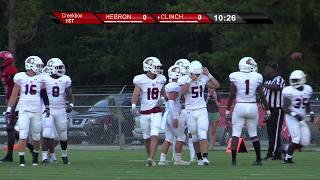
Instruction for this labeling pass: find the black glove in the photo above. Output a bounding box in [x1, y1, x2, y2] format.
[294, 114, 303, 121]
[43, 107, 50, 118]
[66, 103, 73, 113]
[5, 112, 14, 124]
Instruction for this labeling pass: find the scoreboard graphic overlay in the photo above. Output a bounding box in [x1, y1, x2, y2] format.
[52, 12, 273, 24]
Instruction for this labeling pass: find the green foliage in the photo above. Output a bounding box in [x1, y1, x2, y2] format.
[1, 0, 319, 85]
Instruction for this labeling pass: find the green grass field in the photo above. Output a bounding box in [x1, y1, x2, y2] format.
[0, 150, 319, 180]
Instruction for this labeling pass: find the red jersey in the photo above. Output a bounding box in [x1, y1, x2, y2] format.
[1, 65, 18, 101]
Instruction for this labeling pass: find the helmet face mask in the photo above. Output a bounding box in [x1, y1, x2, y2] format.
[175, 59, 190, 75]
[47, 58, 65, 76]
[189, 60, 203, 77]
[239, 57, 256, 73]
[289, 70, 306, 88]
[168, 65, 181, 80]
[25, 56, 44, 74]
[143, 57, 162, 75]
[0, 51, 14, 66]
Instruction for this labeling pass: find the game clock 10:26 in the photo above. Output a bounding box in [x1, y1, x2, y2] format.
[210, 13, 244, 24]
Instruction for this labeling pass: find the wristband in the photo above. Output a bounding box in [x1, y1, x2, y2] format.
[186, 78, 192, 84]
[266, 110, 271, 115]
[132, 104, 136, 109]
[310, 111, 314, 115]
[290, 112, 297, 117]
[69, 103, 74, 107]
[226, 110, 230, 115]
[208, 73, 213, 79]
[6, 107, 12, 112]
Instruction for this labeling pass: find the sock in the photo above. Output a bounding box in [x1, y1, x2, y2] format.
[19, 152, 25, 164]
[188, 139, 195, 161]
[50, 153, 57, 161]
[196, 152, 202, 160]
[202, 153, 208, 159]
[252, 140, 261, 161]
[285, 154, 292, 160]
[174, 153, 182, 161]
[61, 150, 68, 157]
[42, 151, 48, 161]
[231, 136, 239, 160]
[33, 150, 39, 163]
[286, 143, 300, 159]
[160, 153, 167, 162]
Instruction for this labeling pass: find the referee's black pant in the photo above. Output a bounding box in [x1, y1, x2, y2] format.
[266, 108, 284, 159]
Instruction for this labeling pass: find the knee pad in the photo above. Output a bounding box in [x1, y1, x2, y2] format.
[32, 133, 41, 141]
[19, 129, 28, 140]
[59, 130, 68, 141]
[198, 130, 207, 140]
[42, 128, 55, 139]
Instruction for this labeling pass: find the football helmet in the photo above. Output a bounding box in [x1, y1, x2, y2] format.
[174, 58, 190, 76]
[168, 65, 181, 80]
[143, 57, 162, 74]
[25, 56, 44, 74]
[239, 57, 256, 73]
[47, 58, 65, 76]
[0, 51, 14, 66]
[289, 70, 306, 88]
[189, 60, 203, 75]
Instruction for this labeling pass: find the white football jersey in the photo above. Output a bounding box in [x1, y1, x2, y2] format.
[282, 85, 313, 118]
[14, 72, 44, 112]
[229, 71, 263, 103]
[165, 82, 182, 114]
[133, 74, 166, 111]
[42, 74, 72, 109]
[180, 74, 209, 110]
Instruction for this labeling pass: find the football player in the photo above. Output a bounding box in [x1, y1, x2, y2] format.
[282, 70, 314, 164]
[0, 51, 18, 162]
[158, 65, 189, 166]
[175, 59, 195, 162]
[226, 57, 270, 166]
[131, 57, 166, 167]
[6, 56, 49, 167]
[180, 60, 220, 166]
[41, 58, 73, 164]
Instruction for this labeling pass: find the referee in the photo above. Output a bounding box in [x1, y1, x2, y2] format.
[263, 62, 285, 160]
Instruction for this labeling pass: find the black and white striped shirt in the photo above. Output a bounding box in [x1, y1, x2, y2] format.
[263, 75, 285, 108]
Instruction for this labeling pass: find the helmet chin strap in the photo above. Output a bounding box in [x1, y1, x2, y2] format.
[51, 74, 60, 79]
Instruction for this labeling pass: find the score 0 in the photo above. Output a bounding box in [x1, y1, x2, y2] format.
[65, 18, 74, 24]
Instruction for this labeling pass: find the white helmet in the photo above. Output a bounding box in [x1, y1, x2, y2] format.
[289, 70, 306, 88]
[143, 57, 162, 74]
[25, 56, 44, 74]
[239, 57, 256, 73]
[42, 66, 51, 74]
[189, 60, 203, 75]
[47, 58, 65, 76]
[252, 61, 258, 72]
[168, 65, 181, 80]
[174, 58, 190, 76]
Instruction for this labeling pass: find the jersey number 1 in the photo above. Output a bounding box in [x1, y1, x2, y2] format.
[245, 79, 250, 95]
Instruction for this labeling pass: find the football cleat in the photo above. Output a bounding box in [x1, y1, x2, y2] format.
[232, 158, 236, 166]
[252, 160, 263, 166]
[283, 158, 295, 164]
[146, 159, 156, 167]
[158, 160, 170, 166]
[0, 156, 13, 163]
[173, 160, 191, 166]
[19, 164, 25, 167]
[202, 158, 210, 166]
[62, 157, 71, 165]
[42, 159, 48, 164]
[32, 163, 39, 167]
[197, 159, 204, 166]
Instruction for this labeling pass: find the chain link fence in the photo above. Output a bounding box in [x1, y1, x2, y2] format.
[0, 93, 320, 149]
